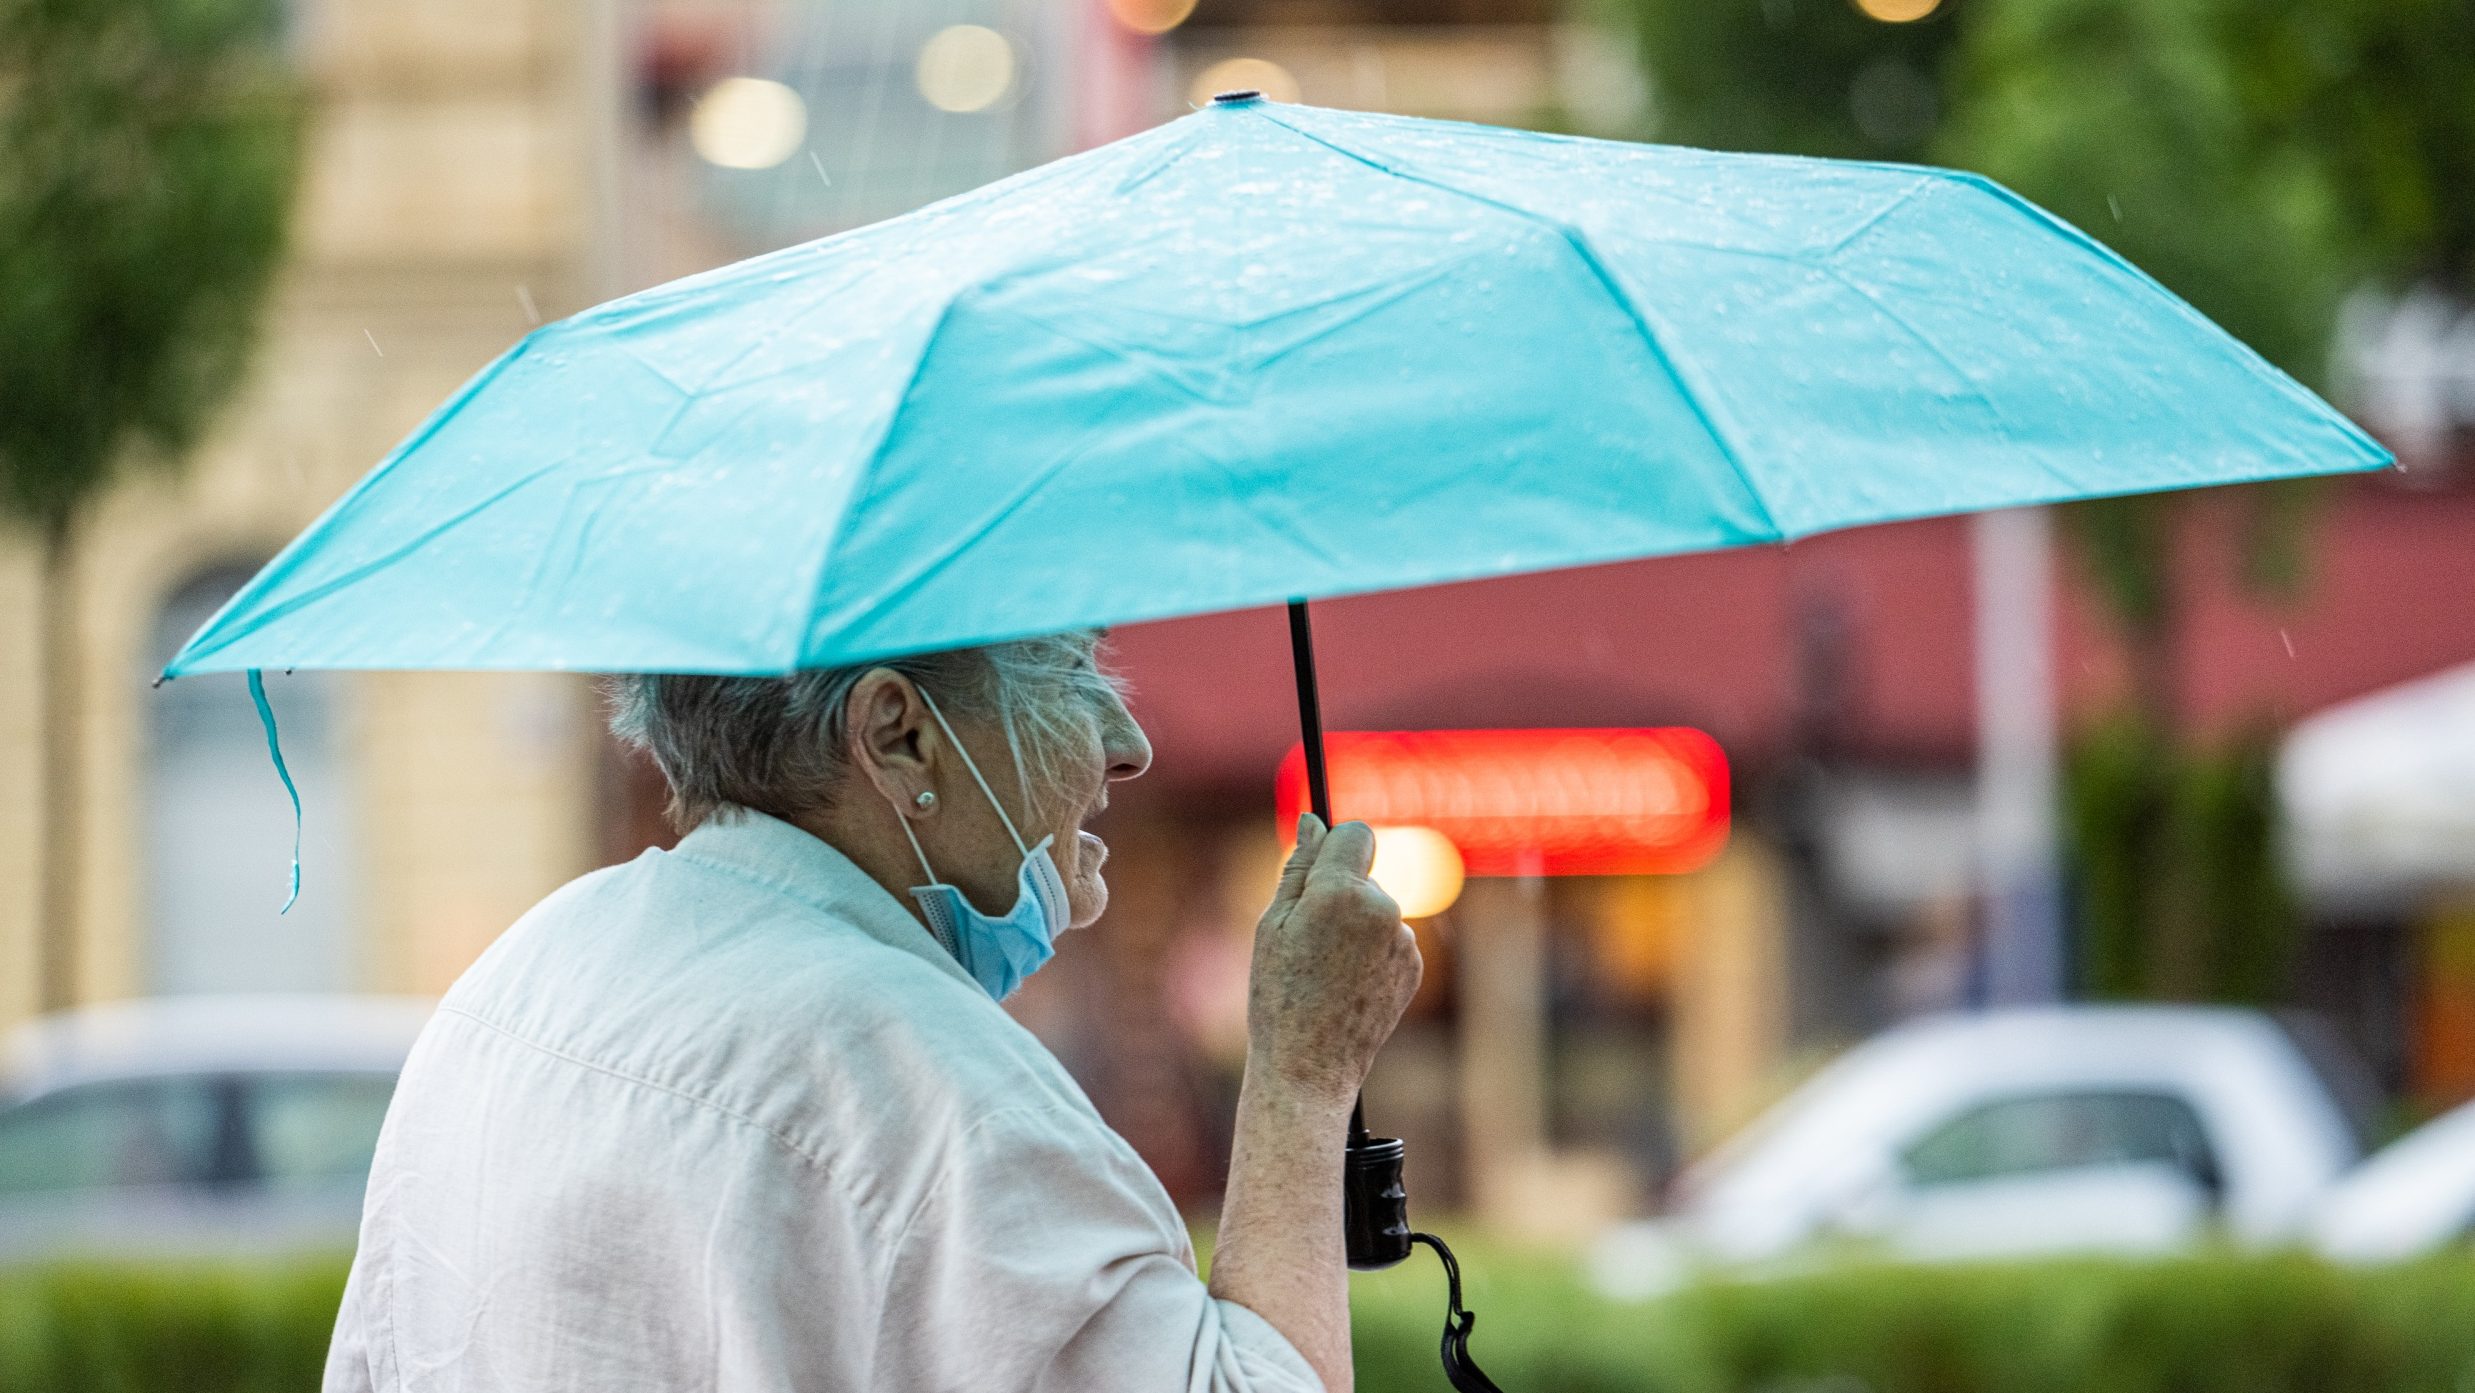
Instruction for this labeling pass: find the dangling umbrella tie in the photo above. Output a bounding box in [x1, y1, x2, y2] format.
[247, 667, 303, 914]
[1411, 1230, 1504, 1393]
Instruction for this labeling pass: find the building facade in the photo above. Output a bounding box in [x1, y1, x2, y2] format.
[0, 0, 622, 1031]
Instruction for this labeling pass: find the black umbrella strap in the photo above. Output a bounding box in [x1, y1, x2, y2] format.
[1408, 1232, 1505, 1393]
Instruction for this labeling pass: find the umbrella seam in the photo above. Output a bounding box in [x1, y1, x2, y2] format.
[795, 294, 971, 669]
[1818, 178, 1933, 257]
[1938, 170, 2391, 466]
[790, 130, 1220, 668]
[1248, 106, 1788, 543]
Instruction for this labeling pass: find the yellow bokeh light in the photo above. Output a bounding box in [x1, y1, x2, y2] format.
[1190, 56, 1301, 108]
[916, 24, 1017, 114]
[1369, 825, 1466, 920]
[1109, 0, 1198, 36]
[689, 77, 807, 170]
[1853, 0, 1942, 21]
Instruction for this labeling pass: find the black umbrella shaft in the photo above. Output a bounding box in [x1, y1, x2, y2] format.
[1284, 598, 1365, 1150]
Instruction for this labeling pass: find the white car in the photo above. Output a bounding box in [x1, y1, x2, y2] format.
[2313, 1096, 2475, 1262]
[1591, 1006, 2362, 1296]
[0, 994, 432, 1266]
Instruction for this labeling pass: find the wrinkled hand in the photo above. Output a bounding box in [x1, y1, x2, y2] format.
[1247, 816, 1424, 1108]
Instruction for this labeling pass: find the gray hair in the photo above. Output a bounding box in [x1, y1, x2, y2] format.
[604, 632, 1127, 832]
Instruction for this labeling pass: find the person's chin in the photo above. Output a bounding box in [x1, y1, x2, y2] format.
[1068, 831, 1110, 929]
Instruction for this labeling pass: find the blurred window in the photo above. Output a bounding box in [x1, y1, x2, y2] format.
[0, 1078, 226, 1195]
[247, 1073, 396, 1191]
[1900, 1091, 2219, 1189]
[148, 563, 358, 994]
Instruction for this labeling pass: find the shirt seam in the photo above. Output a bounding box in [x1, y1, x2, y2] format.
[672, 848, 977, 991]
[434, 1004, 848, 1180]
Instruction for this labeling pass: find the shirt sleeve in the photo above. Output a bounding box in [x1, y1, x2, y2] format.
[872, 1104, 1325, 1393]
[321, 1259, 380, 1393]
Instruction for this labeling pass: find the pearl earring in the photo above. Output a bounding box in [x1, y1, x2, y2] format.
[913, 790, 937, 811]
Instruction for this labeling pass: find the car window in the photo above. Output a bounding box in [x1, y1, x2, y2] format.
[248, 1073, 396, 1191]
[1900, 1090, 2219, 1189]
[0, 1077, 228, 1195]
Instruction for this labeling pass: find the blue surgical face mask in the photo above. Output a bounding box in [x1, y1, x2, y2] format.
[895, 688, 1070, 1001]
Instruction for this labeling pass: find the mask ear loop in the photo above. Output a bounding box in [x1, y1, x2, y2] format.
[914, 686, 1033, 858]
[894, 810, 944, 887]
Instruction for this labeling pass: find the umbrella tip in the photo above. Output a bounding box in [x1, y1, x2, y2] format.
[1211, 89, 1263, 105]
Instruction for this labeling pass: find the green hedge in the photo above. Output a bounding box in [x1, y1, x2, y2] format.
[6, 1247, 2475, 1391]
[0, 1258, 346, 1393]
[1350, 1241, 2475, 1393]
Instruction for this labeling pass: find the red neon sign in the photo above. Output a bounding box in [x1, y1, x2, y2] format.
[1275, 728, 1729, 877]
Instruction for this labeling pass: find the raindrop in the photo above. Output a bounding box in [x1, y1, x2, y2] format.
[515, 284, 541, 325]
[363, 329, 384, 358]
[2106, 194, 2123, 224]
[2280, 628, 2296, 659]
[809, 151, 832, 188]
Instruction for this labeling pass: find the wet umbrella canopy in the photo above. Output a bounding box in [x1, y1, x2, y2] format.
[162, 95, 2388, 1391]
[166, 95, 2382, 680]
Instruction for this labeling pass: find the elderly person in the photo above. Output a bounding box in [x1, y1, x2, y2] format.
[324, 632, 1422, 1393]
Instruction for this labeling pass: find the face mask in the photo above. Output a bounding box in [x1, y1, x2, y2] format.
[894, 688, 1070, 1001]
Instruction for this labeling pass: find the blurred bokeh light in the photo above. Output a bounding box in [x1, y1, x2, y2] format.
[689, 76, 806, 170]
[1854, 0, 1943, 22]
[915, 25, 1017, 115]
[1109, 0, 1199, 38]
[1369, 825, 1466, 920]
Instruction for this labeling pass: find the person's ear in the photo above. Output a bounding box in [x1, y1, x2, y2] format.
[844, 669, 932, 809]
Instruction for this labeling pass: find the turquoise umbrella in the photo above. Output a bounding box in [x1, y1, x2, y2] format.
[160, 96, 2388, 1383]
[164, 93, 2384, 680]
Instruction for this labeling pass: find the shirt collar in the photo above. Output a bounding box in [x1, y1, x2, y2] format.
[667, 807, 981, 991]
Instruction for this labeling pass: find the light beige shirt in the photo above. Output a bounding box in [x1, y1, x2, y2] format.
[325, 810, 1318, 1393]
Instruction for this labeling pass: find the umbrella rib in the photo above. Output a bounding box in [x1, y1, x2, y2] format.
[168, 459, 571, 671]
[1248, 107, 1788, 545]
[793, 294, 972, 668]
[166, 336, 545, 676]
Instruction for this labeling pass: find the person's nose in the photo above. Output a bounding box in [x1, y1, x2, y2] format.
[1104, 707, 1153, 783]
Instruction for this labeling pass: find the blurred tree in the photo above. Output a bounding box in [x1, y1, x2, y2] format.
[1618, 0, 1963, 161]
[0, 0, 302, 1008]
[1607, 0, 2472, 1000]
[2227, 0, 2475, 293]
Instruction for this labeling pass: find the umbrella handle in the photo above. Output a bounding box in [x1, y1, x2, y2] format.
[1288, 602, 1505, 1391]
[1286, 600, 1413, 1270]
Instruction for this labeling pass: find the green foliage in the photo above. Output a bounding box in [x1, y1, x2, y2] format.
[13, 1247, 2475, 1391]
[2222, 0, 2475, 291]
[2066, 718, 2296, 1003]
[0, 1258, 346, 1392]
[1610, 0, 2473, 328]
[1352, 1241, 2475, 1393]
[1612, 0, 1962, 161]
[0, 0, 304, 533]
